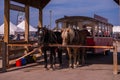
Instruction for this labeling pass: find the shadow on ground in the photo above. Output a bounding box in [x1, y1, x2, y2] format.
[1, 52, 120, 73]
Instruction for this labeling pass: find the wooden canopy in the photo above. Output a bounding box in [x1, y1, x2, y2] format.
[11, 0, 51, 9]
[4, 0, 50, 43]
[114, 0, 120, 5]
[2, 0, 50, 71]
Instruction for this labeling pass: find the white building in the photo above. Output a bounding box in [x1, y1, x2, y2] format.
[113, 26, 120, 39]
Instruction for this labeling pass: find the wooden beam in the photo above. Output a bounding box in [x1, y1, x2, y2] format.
[1, 42, 7, 72]
[48, 44, 114, 49]
[8, 43, 32, 47]
[4, 0, 10, 69]
[113, 44, 118, 74]
[4, 0, 10, 43]
[24, 4, 29, 55]
[25, 4, 29, 42]
[38, 8, 43, 28]
[114, 0, 120, 5]
[11, 0, 51, 9]
[10, 4, 25, 12]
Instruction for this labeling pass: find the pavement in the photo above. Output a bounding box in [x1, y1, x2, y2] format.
[0, 52, 120, 80]
[0, 41, 120, 80]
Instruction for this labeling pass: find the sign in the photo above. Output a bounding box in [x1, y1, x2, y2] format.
[94, 14, 108, 23]
[17, 12, 24, 25]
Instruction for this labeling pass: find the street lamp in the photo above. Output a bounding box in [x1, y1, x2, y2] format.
[49, 10, 52, 29]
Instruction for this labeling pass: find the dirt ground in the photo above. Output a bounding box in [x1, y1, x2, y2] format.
[0, 41, 120, 80]
[0, 52, 120, 80]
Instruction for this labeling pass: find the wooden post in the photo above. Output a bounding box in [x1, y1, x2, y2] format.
[3, 0, 10, 70]
[25, 4, 29, 42]
[1, 42, 7, 72]
[113, 42, 118, 74]
[24, 4, 29, 55]
[38, 8, 43, 28]
[4, 0, 10, 43]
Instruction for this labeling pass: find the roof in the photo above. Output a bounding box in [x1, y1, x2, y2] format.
[0, 22, 18, 35]
[17, 20, 37, 32]
[56, 16, 96, 22]
[56, 16, 113, 26]
[11, 0, 51, 9]
[114, 0, 120, 5]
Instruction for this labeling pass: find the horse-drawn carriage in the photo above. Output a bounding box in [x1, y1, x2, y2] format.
[37, 15, 113, 69]
[55, 15, 113, 54]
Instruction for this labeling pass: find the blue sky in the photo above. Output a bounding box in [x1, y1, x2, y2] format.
[0, 0, 120, 28]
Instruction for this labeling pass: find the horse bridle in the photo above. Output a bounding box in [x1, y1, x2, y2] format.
[38, 28, 45, 44]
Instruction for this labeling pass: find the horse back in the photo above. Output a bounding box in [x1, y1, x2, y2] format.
[72, 29, 88, 45]
[54, 31, 62, 44]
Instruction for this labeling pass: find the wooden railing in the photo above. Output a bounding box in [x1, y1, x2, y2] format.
[0, 41, 118, 74]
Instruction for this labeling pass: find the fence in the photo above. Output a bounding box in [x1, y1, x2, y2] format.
[0, 41, 118, 74]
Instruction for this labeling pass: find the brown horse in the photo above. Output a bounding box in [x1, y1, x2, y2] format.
[61, 27, 89, 68]
[37, 27, 63, 69]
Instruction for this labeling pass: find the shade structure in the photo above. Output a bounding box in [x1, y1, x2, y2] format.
[17, 20, 37, 32]
[113, 26, 120, 32]
[0, 22, 18, 35]
[11, 0, 51, 9]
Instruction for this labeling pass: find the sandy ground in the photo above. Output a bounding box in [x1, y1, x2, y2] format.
[0, 41, 120, 80]
[0, 52, 120, 80]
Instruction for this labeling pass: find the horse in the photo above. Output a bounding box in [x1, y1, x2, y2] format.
[61, 27, 89, 68]
[37, 27, 62, 69]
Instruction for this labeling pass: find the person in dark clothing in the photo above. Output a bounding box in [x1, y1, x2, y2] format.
[82, 25, 90, 36]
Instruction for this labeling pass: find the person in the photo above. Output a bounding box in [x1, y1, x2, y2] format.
[16, 34, 20, 40]
[82, 25, 90, 36]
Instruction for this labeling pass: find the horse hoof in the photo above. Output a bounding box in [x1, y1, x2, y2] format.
[69, 66, 73, 69]
[49, 67, 55, 71]
[44, 65, 47, 68]
[73, 65, 77, 68]
[44, 67, 49, 70]
[59, 64, 63, 67]
[81, 63, 85, 66]
[69, 64, 72, 68]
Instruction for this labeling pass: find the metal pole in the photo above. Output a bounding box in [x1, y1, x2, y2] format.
[118, 6, 120, 25]
[49, 10, 52, 30]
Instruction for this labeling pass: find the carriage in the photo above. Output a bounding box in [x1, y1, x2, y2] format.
[55, 15, 113, 54]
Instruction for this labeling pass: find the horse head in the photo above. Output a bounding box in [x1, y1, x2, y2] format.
[37, 27, 48, 45]
[61, 27, 75, 45]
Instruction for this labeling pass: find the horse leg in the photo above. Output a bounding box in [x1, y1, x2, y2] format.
[43, 50, 48, 68]
[50, 47, 56, 69]
[58, 48, 62, 67]
[50, 49, 53, 68]
[53, 48, 57, 67]
[73, 48, 78, 68]
[53, 48, 57, 65]
[76, 48, 81, 66]
[67, 48, 72, 68]
[81, 48, 86, 65]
